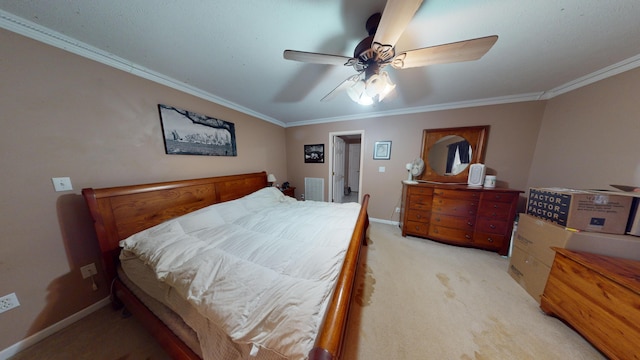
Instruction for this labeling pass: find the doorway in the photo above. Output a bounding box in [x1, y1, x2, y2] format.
[328, 131, 364, 203]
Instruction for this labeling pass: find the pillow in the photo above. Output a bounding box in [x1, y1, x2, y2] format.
[240, 187, 287, 211]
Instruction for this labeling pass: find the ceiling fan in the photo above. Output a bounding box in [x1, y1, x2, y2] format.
[283, 0, 498, 105]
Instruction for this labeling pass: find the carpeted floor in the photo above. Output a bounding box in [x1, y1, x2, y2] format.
[342, 222, 604, 359]
[9, 305, 171, 360]
[10, 222, 605, 359]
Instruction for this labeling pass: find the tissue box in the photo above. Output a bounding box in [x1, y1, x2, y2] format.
[526, 187, 632, 234]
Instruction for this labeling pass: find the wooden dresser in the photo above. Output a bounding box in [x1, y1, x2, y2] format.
[400, 182, 522, 255]
[541, 248, 640, 360]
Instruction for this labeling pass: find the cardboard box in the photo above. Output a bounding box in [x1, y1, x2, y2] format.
[514, 213, 574, 266]
[628, 197, 640, 236]
[508, 246, 551, 304]
[514, 213, 640, 263]
[509, 213, 640, 303]
[526, 187, 633, 234]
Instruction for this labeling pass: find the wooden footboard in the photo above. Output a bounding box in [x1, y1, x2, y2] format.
[310, 194, 370, 360]
[82, 171, 369, 360]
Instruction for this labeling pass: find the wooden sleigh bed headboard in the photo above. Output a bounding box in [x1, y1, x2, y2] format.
[82, 171, 370, 360]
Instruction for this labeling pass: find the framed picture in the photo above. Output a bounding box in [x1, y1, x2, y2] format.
[373, 141, 392, 160]
[304, 144, 324, 163]
[158, 104, 237, 156]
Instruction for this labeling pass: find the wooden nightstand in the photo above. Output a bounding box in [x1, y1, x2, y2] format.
[281, 187, 296, 198]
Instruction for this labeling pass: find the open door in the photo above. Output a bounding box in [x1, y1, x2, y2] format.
[329, 131, 364, 203]
[332, 136, 345, 203]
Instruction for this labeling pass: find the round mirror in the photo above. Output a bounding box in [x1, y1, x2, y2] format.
[427, 135, 472, 176]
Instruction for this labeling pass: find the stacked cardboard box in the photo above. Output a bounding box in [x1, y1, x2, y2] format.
[527, 188, 633, 234]
[526, 187, 633, 235]
[508, 213, 640, 303]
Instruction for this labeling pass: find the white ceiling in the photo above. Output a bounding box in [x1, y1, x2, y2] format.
[2, 1, 640, 127]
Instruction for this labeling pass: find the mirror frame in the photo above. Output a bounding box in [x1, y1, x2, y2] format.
[419, 125, 489, 183]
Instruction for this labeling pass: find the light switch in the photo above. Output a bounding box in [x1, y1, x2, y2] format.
[378, 166, 386, 173]
[52, 177, 73, 192]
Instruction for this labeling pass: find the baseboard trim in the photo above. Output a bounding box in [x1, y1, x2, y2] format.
[0, 297, 110, 360]
[370, 217, 399, 226]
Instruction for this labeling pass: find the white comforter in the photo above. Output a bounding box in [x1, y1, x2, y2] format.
[119, 187, 361, 359]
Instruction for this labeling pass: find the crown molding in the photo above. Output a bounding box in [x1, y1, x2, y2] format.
[0, 10, 286, 128]
[285, 92, 543, 127]
[538, 54, 640, 100]
[3, 9, 639, 129]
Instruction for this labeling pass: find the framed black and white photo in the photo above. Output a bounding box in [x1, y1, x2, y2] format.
[304, 144, 324, 163]
[373, 141, 392, 160]
[158, 104, 237, 156]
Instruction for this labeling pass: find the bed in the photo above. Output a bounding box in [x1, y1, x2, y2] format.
[82, 171, 370, 360]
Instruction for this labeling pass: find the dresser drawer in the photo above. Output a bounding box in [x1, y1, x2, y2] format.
[476, 200, 513, 219]
[408, 186, 433, 196]
[405, 221, 430, 237]
[408, 195, 432, 211]
[481, 191, 517, 203]
[432, 198, 478, 217]
[407, 210, 430, 222]
[433, 188, 480, 200]
[429, 224, 473, 244]
[431, 213, 475, 230]
[475, 217, 509, 234]
[473, 232, 506, 249]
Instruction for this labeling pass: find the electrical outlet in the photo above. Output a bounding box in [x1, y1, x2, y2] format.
[395, 207, 401, 213]
[0, 293, 20, 313]
[80, 263, 98, 279]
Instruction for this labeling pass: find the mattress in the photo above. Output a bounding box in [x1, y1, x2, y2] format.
[118, 187, 361, 359]
[119, 257, 287, 360]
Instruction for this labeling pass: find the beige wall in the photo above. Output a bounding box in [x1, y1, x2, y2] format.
[528, 66, 640, 189]
[0, 29, 287, 350]
[286, 102, 546, 221]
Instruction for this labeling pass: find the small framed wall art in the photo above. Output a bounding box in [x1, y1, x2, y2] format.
[304, 144, 324, 163]
[373, 140, 392, 160]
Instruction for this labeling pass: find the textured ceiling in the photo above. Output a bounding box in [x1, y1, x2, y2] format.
[2, 0, 640, 127]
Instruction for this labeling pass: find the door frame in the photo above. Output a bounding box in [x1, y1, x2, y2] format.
[328, 130, 364, 203]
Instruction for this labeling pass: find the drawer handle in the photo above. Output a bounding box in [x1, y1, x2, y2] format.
[487, 237, 494, 242]
[434, 217, 440, 222]
[491, 212, 497, 217]
[493, 204, 499, 208]
[416, 214, 422, 219]
[495, 195, 502, 200]
[465, 234, 471, 239]
[489, 224, 496, 229]
[467, 221, 473, 226]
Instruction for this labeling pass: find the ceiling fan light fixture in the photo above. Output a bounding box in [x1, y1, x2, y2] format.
[378, 71, 396, 101]
[347, 80, 365, 102]
[348, 70, 395, 105]
[347, 82, 374, 105]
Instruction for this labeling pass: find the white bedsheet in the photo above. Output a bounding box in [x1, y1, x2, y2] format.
[119, 187, 361, 359]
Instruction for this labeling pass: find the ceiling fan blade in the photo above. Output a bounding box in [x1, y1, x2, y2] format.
[321, 74, 361, 102]
[283, 50, 356, 66]
[392, 35, 498, 69]
[373, 0, 424, 48]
